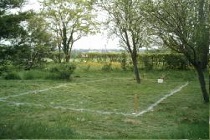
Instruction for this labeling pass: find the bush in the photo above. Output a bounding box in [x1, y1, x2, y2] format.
[120, 52, 127, 71]
[79, 52, 191, 70]
[142, 56, 153, 71]
[48, 63, 76, 80]
[83, 65, 91, 72]
[4, 71, 21, 80]
[164, 54, 189, 70]
[101, 63, 112, 72]
[23, 70, 48, 80]
[23, 72, 35, 80]
[0, 61, 16, 75]
[139, 53, 190, 70]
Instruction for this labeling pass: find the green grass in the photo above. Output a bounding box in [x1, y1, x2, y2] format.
[0, 68, 209, 139]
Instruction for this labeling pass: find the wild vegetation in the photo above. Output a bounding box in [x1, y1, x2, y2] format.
[1, 0, 208, 102]
[0, 64, 209, 139]
[0, 0, 209, 139]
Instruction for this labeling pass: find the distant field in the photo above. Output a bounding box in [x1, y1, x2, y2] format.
[0, 70, 209, 139]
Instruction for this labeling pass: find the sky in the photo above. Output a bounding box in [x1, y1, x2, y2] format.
[23, 0, 120, 50]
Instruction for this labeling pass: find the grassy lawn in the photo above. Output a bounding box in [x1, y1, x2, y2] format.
[0, 68, 209, 139]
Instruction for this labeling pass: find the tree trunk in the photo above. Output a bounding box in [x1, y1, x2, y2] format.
[195, 66, 209, 103]
[65, 54, 70, 63]
[131, 55, 141, 84]
[58, 43, 62, 63]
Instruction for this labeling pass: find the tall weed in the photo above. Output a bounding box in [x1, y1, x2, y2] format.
[3, 71, 21, 80]
[48, 63, 76, 80]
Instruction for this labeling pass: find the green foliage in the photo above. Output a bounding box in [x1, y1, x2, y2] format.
[0, 3, 52, 70]
[0, 44, 51, 70]
[78, 52, 191, 70]
[0, 61, 16, 75]
[0, 46, 14, 66]
[101, 63, 112, 71]
[41, 0, 97, 62]
[48, 63, 76, 80]
[164, 54, 189, 70]
[82, 52, 121, 63]
[83, 64, 91, 72]
[142, 55, 153, 71]
[0, 64, 76, 80]
[23, 71, 37, 80]
[0, 0, 31, 40]
[3, 71, 21, 80]
[139, 53, 190, 70]
[22, 15, 54, 69]
[12, 45, 31, 68]
[0, 0, 24, 9]
[22, 70, 48, 80]
[25, 45, 50, 70]
[0, 63, 77, 80]
[145, 0, 209, 70]
[50, 51, 64, 63]
[120, 52, 127, 71]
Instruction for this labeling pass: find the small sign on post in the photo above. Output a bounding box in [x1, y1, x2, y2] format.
[158, 78, 164, 83]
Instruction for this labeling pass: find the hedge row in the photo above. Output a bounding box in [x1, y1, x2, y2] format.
[79, 53, 122, 62]
[138, 53, 190, 70]
[1, 63, 76, 80]
[78, 53, 191, 70]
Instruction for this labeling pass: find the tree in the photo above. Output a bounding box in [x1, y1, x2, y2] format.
[0, 0, 28, 41]
[40, 0, 97, 62]
[23, 14, 55, 69]
[0, 0, 33, 68]
[99, 0, 149, 83]
[145, 0, 209, 102]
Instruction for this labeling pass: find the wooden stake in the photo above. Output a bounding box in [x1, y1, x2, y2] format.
[134, 94, 139, 113]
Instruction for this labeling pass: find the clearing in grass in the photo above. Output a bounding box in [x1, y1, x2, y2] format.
[0, 70, 208, 139]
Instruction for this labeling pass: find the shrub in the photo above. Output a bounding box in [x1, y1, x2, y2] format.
[4, 71, 21, 80]
[142, 55, 153, 71]
[83, 65, 91, 72]
[164, 54, 189, 70]
[48, 63, 76, 80]
[139, 53, 190, 70]
[101, 63, 112, 72]
[120, 52, 127, 71]
[0, 61, 16, 75]
[23, 70, 48, 80]
[23, 72, 35, 80]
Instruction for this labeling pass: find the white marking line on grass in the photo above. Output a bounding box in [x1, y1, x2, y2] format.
[0, 80, 189, 117]
[0, 84, 68, 101]
[85, 78, 111, 83]
[0, 78, 111, 101]
[52, 105, 132, 116]
[1, 99, 132, 116]
[0, 100, 45, 107]
[134, 82, 189, 117]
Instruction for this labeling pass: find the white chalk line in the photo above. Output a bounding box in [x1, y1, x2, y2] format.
[1, 99, 132, 116]
[0, 77, 157, 101]
[0, 84, 68, 101]
[134, 82, 189, 117]
[0, 78, 111, 101]
[0, 82, 189, 117]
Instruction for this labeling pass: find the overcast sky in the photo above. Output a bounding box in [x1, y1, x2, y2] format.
[24, 0, 120, 50]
